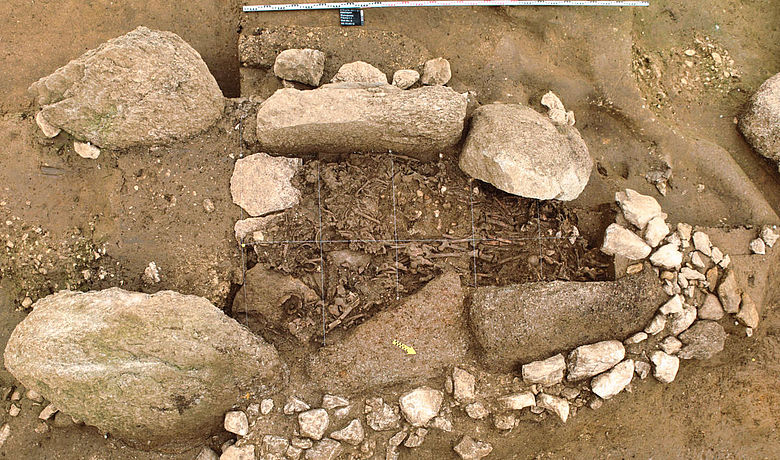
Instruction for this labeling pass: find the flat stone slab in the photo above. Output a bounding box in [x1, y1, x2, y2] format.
[306, 272, 469, 394]
[468, 265, 666, 371]
[255, 84, 467, 161]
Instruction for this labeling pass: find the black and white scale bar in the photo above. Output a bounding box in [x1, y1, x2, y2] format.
[244, 0, 649, 13]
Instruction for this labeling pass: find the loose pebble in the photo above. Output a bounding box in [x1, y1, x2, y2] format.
[497, 392, 536, 411]
[260, 398, 274, 415]
[522, 354, 566, 386]
[536, 394, 570, 423]
[590, 359, 634, 399]
[644, 314, 667, 335]
[678, 321, 726, 359]
[634, 360, 651, 379]
[615, 189, 664, 230]
[601, 224, 652, 260]
[398, 387, 443, 427]
[650, 244, 683, 269]
[736, 293, 760, 328]
[659, 336, 682, 355]
[452, 367, 476, 403]
[650, 351, 679, 383]
[567, 341, 625, 381]
[321, 394, 350, 410]
[692, 232, 712, 256]
[298, 409, 330, 440]
[224, 411, 249, 436]
[283, 396, 310, 415]
[465, 401, 489, 420]
[749, 238, 766, 255]
[454, 435, 493, 460]
[329, 419, 364, 446]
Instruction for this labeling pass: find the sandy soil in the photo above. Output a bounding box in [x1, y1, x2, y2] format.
[0, 0, 779, 459]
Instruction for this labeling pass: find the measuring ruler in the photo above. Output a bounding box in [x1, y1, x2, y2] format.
[244, 1, 649, 12]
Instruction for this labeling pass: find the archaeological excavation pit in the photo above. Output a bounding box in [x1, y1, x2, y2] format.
[1, 3, 779, 460]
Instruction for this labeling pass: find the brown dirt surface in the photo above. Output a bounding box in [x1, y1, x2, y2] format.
[1, 0, 779, 459]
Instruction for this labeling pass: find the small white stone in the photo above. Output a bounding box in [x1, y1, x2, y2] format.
[659, 336, 683, 354]
[666, 232, 682, 248]
[601, 223, 652, 260]
[220, 444, 254, 460]
[35, 112, 60, 138]
[711, 247, 724, 264]
[429, 415, 453, 432]
[644, 215, 670, 247]
[38, 404, 58, 420]
[391, 69, 420, 89]
[454, 435, 493, 460]
[692, 232, 712, 256]
[719, 254, 731, 269]
[399, 387, 443, 427]
[521, 354, 566, 386]
[465, 401, 489, 420]
[421, 57, 451, 86]
[494, 413, 516, 431]
[74, 141, 101, 159]
[669, 304, 697, 335]
[404, 427, 428, 448]
[644, 314, 667, 335]
[283, 396, 310, 415]
[195, 446, 219, 460]
[142, 261, 161, 284]
[541, 91, 566, 111]
[680, 267, 705, 281]
[624, 332, 648, 345]
[330, 419, 364, 446]
[615, 189, 663, 230]
[590, 359, 634, 399]
[497, 392, 536, 411]
[567, 340, 625, 381]
[650, 351, 679, 383]
[260, 398, 274, 415]
[760, 225, 779, 247]
[322, 394, 350, 410]
[298, 408, 329, 440]
[690, 251, 707, 269]
[749, 238, 766, 255]
[452, 367, 476, 403]
[224, 411, 249, 436]
[660, 295, 684, 315]
[677, 223, 692, 243]
[536, 394, 570, 423]
[262, 435, 290, 456]
[8, 404, 20, 417]
[650, 244, 683, 269]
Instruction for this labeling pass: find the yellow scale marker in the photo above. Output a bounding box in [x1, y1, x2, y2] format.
[392, 339, 416, 355]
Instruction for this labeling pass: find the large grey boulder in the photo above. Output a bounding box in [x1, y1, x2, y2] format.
[255, 84, 467, 161]
[739, 72, 780, 170]
[468, 266, 665, 371]
[459, 103, 593, 200]
[3, 288, 287, 452]
[29, 26, 224, 149]
[306, 272, 469, 393]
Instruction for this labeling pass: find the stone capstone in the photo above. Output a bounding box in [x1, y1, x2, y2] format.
[29, 26, 223, 149]
[3, 288, 287, 452]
